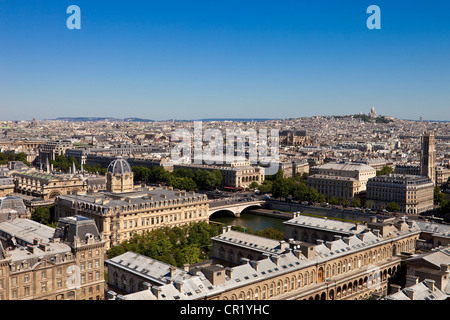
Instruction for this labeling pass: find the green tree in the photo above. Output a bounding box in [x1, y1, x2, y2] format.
[249, 181, 259, 189]
[386, 202, 400, 212]
[365, 200, 374, 210]
[350, 198, 361, 208]
[271, 176, 289, 199]
[434, 186, 446, 204]
[31, 205, 56, 227]
[211, 170, 223, 188]
[318, 194, 327, 203]
[329, 196, 339, 205]
[376, 166, 394, 176]
[258, 180, 273, 193]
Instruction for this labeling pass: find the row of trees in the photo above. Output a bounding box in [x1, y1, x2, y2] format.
[106, 222, 222, 267]
[251, 169, 403, 212]
[0, 152, 30, 165]
[132, 166, 222, 191]
[106, 221, 286, 267]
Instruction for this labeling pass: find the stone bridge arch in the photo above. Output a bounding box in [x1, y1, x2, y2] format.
[208, 201, 264, 218]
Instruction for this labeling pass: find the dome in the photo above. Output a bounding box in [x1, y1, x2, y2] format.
[107, 156, 132, 175]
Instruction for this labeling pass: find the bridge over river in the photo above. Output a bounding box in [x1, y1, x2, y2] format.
[208, 198, 265, 217]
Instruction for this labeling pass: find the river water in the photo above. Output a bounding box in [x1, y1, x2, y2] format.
[209, 211, 287, 232]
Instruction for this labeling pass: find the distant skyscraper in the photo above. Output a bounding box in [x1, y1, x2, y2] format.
[420, 132, 436, 185]
[368, 106, 377, 119]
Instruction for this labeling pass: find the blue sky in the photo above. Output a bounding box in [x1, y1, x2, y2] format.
[0, 0, 449, 121]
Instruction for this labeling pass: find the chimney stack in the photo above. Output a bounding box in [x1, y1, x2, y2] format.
[293, 249, 302, 259]
[151, 286, 162, 299]
[390, 284, 401, 294]
[250, 260, 260, 272]
[169, 266, 177, 278]
[174, 280, 183, 293]
[424, 279, 435, 291]
[343, 237, 351, 245]
[271, 255, 280, 266]
[405, 275, 419, 287]
[404, 287, 415, 300]
[225, 267, 233, 278]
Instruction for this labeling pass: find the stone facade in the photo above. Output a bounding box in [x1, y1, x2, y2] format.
[366, 174, 434, 214]
[108, 216, 421, 301]
[0, 215, 106, 300]
[55, 158, 209, 249]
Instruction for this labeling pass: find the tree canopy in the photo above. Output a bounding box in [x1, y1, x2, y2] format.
[106, 222, 222, 267]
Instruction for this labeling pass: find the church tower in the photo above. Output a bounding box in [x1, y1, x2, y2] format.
[420, 132, 436, 185]
[106, 156, 134, 193]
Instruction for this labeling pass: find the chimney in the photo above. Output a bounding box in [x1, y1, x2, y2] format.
[293, 249, 302, 259]
[405, 275, 419, 287]
[151, 286, 162, 299]
[169, 266, 177, 278]
[174, 280, 183, 293]
[226, 225, 232, 232]
[424, 279, 435, 291]
[325, 241, 334, 250]
[404, 288, 415, 300]
[271, 255, 280, 266]
[183, 264, 190, 272]
[300, 244, 316, 259]
[225, 267, 233, 278]
[240, 257, 250, 265]
[343, 237, 351, 245]
[106, 291, 117, 300]
[316, 239, 324, 245]
[250, 260, 260, 271]
[279, 240, 289, 251]
[334, 235, 342, 241]
[373, 229, 381, 237]
[142, 282, 151, 290]
[390, 284, 402, 294]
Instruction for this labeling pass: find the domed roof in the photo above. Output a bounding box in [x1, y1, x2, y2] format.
[107, 156, 132, 175]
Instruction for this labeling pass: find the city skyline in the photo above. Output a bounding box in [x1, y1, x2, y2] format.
[1, 1, 449, 121]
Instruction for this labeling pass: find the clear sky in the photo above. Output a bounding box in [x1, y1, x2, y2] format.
[0, 0, 449, 121]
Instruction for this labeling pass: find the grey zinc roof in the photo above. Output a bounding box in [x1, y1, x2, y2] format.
[384, 281, 448, 300]
[106, 251, 190, 285]
[416, 221, 450, 238]
[58, 187, 207, 209]
[212, 230, 283, 253]
[284, 215, 366, 234]
[0, 218, 55, 244]
[115, 218, 422, 300]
